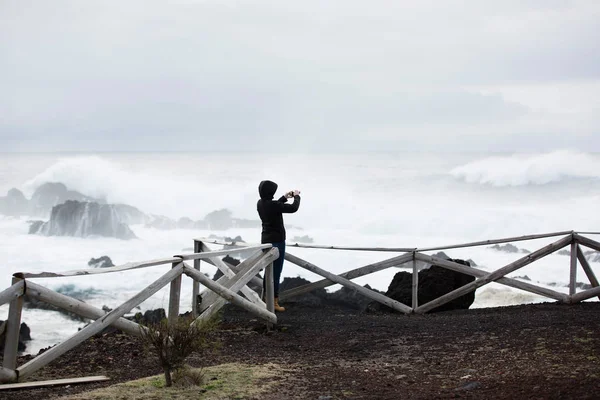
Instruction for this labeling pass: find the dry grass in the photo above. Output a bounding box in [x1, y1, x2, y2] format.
[58, 363, 285, 400]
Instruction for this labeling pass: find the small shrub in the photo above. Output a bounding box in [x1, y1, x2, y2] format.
[140, 315, 219, 387]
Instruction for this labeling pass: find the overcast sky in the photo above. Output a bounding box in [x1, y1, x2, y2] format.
[1, 0, 599, 152]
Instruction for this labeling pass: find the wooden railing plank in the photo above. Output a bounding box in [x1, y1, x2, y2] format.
[415, 235, 572, 314]
[279, 252, 413, 300]
[285, 252, 413, 314]
[17, 264, 185, 380]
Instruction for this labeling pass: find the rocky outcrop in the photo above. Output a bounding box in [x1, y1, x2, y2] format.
[113, 204, 148, 225]
[0, 188, 28, 216]
[205, 209, 233, 230]
[292, 235, 314, 244]
[88, 256, 115, 268]
[0, 321, 31, 354]
[557, 249, 600, 263]
[145, 215, 177, 230]
[177, 217, 196, 229]
[328, 284, 383, 311]
[132, 308, 166, 325]
[489, 243, 531, 254]
[279, 277, 328, 306]
[31, 200, 137, 240]
[375, 259, 476, 313]
[29, 182, 101, 217]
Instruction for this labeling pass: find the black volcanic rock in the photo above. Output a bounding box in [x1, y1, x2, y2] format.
[133, 308, 166, 325]
[279, 277, 327, 306]
[379, 259, 476, 313]
[28, 220, 45, 234]
[0, 321, 31, 354]
[0, 188, 28, 216]
[29, 182, 100, 216]
[88, 256, 115, 268]
[33, 200, 137, 240]
[328, 284, 383, 311]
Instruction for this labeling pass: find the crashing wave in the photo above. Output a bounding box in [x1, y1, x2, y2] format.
[450, 150, 600, 187]
[31, 200, 137, 240]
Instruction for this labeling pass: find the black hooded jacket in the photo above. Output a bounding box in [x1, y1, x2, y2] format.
[257, 180, 301, 243]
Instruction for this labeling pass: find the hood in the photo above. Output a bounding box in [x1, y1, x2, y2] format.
[258, 180, 278, 199]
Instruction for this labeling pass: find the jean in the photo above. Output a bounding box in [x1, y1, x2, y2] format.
[263, 241, 286, 297]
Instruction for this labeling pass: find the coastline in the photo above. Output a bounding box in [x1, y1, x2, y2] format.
[2, 301, 599, 399]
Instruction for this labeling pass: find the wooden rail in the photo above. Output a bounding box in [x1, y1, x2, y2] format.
[0, 243, 279, 384]
[197, 232, 600, 318]
[1, 232, 598, 385]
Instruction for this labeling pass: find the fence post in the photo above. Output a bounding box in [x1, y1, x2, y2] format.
[265, 261, 275, 329]
[570, 237, 578, 296]
[2, 274, 24, 371]
[412, 252, 418, 310]
[168, 261, 182, 325]
[192, 240, 202, 318]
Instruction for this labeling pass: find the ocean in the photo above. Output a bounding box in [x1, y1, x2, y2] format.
[1, 150, 599, 354]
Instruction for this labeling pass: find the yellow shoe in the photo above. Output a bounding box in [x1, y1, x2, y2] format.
[274, 297, 286, 312]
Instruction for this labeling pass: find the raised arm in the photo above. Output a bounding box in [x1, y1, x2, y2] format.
[280, 195, 301, 213]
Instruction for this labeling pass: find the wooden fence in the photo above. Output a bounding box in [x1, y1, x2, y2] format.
[200, 231, 600, 315]
[0, 244, 279, 384]
[1, 230, 599, 384]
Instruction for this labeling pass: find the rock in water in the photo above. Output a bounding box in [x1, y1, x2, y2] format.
[33, 200, 137, 240]
[88, 256, 115, 268]
[0, 321, 32, 354]
[383, 259, 475, 313]
[29, 182, 101, 216]
[0, 188, 28, 216]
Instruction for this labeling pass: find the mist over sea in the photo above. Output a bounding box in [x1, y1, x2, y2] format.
[1, 150, 599, 354]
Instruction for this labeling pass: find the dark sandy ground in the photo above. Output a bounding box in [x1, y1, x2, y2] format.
[1, 301, 599, 399]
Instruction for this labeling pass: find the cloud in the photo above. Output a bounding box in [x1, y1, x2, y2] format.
[0, 0, 599, 152]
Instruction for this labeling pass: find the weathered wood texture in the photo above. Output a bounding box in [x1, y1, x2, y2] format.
[285, 252, 413, 314]
[201, 256, 264, 288]
[176, 245, 272, 261]
[197, 237, 415, 252]
[280, 252, 413, 300]
[0, 376, 110, 390]
[573, 233, 600, 253]
[168, 261, 183, 325]
[17, 264, 185, 380]
[0, 280, 24, 307]
[195, 249, 278, 322]
[570, 285, 600, 303]
[412, 256, 418, 309]
[416, 231, 573, 252]
[183, 262, 277, 324]
[200, 243, 264, 306]
[21, 257, 182, 278]
[2, 276, 24, 371]
[198, 250, 265, 313]
[25, 281, 147, 337]
[0, 367, 17, 384]
[265, 263, 275, 315]
[414, 253, 569, 302]
[576, 244, 600, 301]
[415, 235, 572, 314]
[570, 240, 578, 296]
[192, 240, 202, 318]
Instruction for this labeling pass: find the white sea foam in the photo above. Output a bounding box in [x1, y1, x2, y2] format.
[450, 150, 600, 186]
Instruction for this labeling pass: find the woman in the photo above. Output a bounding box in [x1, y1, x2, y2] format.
[257, 180, 301, 312]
